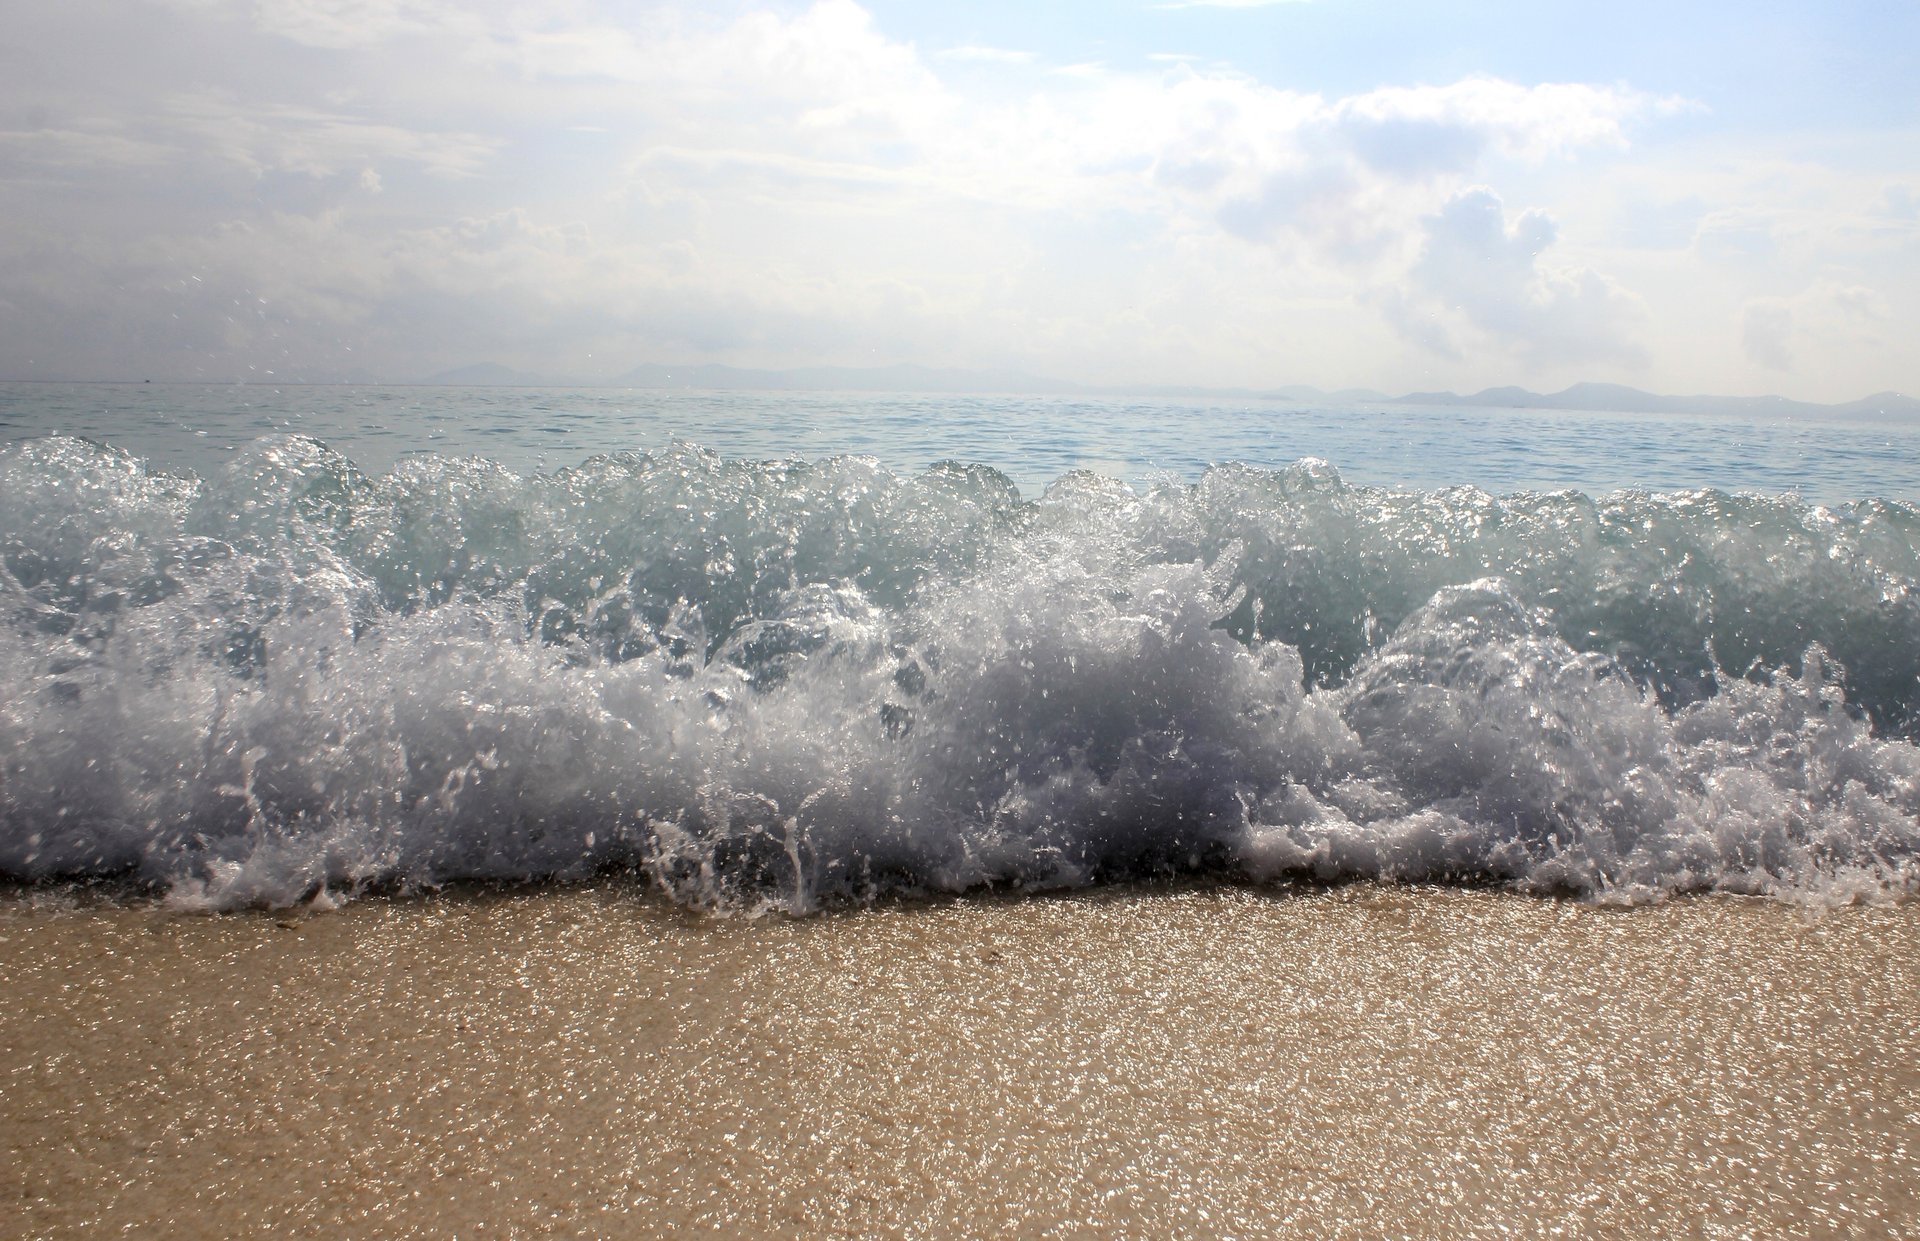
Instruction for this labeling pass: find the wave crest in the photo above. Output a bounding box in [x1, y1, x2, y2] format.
[2, 435, 1916, 909]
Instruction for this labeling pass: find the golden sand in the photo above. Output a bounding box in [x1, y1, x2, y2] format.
[3, 883, 1916, 1238]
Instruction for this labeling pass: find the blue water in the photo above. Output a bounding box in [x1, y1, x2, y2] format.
[3, 382, 1916, 501]
[1, 381, 1917, 910]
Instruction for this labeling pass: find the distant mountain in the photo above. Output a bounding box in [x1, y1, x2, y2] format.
[1834, 391, 1920, 420]
[1389, 383, 1917, 420]
[410, 363, 1915, 420]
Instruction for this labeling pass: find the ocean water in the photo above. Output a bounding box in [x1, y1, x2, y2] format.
[2, 381, 1918, 910]
[5, 381, 1919, 499]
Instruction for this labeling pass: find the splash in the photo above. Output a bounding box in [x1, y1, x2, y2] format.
[2, 435, 1916, 910]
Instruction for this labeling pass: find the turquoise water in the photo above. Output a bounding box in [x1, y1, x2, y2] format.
[3, 381, 1916, 500]
[2, 381, 1917, 909]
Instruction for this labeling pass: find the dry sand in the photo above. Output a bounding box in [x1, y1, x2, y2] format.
[3, 882, 1916, 1238]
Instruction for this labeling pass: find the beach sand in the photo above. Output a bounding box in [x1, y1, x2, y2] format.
[3, 882, 1915, 1238]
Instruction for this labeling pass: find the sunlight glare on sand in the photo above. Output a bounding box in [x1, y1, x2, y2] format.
[4, 883, 1915, 1237]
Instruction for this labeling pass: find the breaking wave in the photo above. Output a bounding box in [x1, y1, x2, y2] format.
[2, 434, 1917, 910]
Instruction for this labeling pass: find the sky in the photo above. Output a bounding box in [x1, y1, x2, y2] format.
[0, 0, 1915, 400]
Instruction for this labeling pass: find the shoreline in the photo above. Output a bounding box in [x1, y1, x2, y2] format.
[5, 881, 1917, 1236]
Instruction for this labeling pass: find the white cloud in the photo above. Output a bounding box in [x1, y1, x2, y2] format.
[162, 91, 500, 178]
[0, 124, 173, 172]
[1, 0, 1908, 399]
[162, 0, 483, 50]
[936, 46, 1037, 64]
[1740, 281, 1893, 375]
[1392, 187, 1647, 370]
[0, 89, 497, 187]
[1695, 208, 1779, 263]
[1742, 300, 1794, 370]
[1335, 79, 1676, 165]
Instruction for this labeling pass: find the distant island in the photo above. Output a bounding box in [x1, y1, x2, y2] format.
[1385, 381, 1918, 422]
[420, 363, 1917, 421]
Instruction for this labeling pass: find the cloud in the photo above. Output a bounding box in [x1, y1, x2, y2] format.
[936, 46, 1036, 65]
[161, 0, 482, 50]
[162, 91, 500, 179]
[16, 0, 1910, 398]
[1393, 187, 1647, 369]
[0, 89, 497, 187]
[1096, 72, 1669, 259]
[0, 124, 173, 173]
[1694, 209, 1778, 263]
[1338, 79, 1671, 163]
[1739, 282, 1893, 375]
[1742, 300, 1794, 370]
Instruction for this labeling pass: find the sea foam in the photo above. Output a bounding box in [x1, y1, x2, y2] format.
[2, 435, 1916, 909]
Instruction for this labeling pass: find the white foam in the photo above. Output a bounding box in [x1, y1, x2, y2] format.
[2, 435, 1916, 910]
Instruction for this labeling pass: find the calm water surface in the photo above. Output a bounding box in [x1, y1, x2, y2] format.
[2, 381, 1915, 500]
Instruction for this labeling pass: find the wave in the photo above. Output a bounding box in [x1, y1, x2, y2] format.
[2, 434, 1916, 910]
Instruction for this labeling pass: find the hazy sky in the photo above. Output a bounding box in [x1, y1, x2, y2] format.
[1, 0, 1914, 398]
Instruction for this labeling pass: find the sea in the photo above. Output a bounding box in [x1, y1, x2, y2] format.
[3, 380, 1918, 911]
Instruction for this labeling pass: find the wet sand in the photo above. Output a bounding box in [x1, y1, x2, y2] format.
[3, 883, 1916, 1238]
